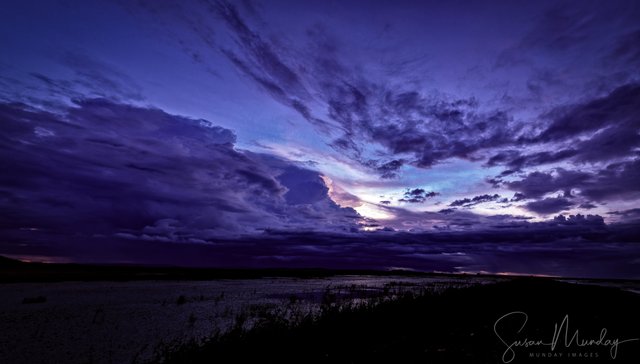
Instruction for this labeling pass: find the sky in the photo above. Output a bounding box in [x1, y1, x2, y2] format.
[1, 0, 639, 278]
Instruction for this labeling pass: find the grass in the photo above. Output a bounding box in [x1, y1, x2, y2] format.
[155, 278, 640, 364]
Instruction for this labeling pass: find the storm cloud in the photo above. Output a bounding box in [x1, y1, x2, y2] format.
[0, 99, 360, 244]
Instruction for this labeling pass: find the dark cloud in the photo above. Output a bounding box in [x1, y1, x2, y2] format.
[579, 202, 597, 210]
[449, 198, 473, 207]
[326, 93, 514, 173]
[131, 0, 640, 214]
[0, 99, 360, 244]
[486, 176, 504, 189]
[503, 159, 640, 213]
[485, 149, 578, 170]
[506, 169, 590, 199]
[438, 208, 456, 215]
[579, 159, 640, 201]
[510, 193, 527, 202]
[524, 197, 573, 215]
[374, 204, 526, 232]
[535, 82, 640, 142]
[276, 166, 328, 205]
[216, 2, 306, 96]
[449, 194, 501, 208]
[375, 159, 404, 179]
[213, 2, 639, 185]
[484, 83, 640, 172]
[398, 188, 439, 204]
[498, 85, 640, 202]
[608, 208, 640, 222]
[572, 121, 640, 164]
[213, 1, 334, 133]
[207, 1, 520, 176]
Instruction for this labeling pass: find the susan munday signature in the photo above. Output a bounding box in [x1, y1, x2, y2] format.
[494, 311, 639, 363]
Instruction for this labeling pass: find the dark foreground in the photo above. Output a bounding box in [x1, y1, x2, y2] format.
[1, 256, 638, 363]
[161, 278, 639, 364]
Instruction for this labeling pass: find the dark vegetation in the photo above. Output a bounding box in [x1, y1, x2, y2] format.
[158, 279, 640, 364]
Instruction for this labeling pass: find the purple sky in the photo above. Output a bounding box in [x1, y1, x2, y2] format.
[1, 0, 639, 278]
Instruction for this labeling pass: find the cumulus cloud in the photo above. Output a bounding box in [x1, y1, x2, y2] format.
[0, 99, 361, 244]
